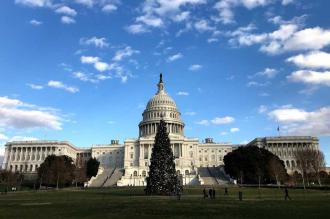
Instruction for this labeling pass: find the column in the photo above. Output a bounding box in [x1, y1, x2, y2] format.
[2, 147, 9, 169]
[20, 147, 23, 161]
[15, 147, 18, 161]
[180, 144, 183, 157]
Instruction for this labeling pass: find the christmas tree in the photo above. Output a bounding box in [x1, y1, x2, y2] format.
[146, 119, 182, 195]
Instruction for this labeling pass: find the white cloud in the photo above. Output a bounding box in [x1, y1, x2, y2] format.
[127, 0, 206, 34]
[255, 68, 278, 78]
[72, 71, 100, 83]
[29, 19, 42, 26]
[211, 116, 235, 125]
[80, 37, 109, 48]
[125, 24, 149, 34]
[113, 46, 140, 61]
[75, 0, 94, 7]
[47, 80, 79, 93]
[172, 11, 190, 22]
[15, 0, 52, 7]
[258, 105, 268, 113]
[81, 56, 99, 64]
[185, 111, 196, 116]
[94, 62, 109, 72]
[167, 53, 183, 62]
[136, 15, 164, 27]
[247, 81, 270, 87]
[61, 16, 76, 24]
[0, 96, 62, 130]
[189, 64, 202, 71]
[259, 92, 270, 97]
[196, 120, 210, 126]
[230, 127, 239, 133]
[194, 20, 215, 32]
[208, 38, 219, 43]
[0, 133, 8, 141]
[220, 131, 228, 136]
[287, 70, 330, 87]
[268, 105, 330, 136]
[177, 91, 189, 96]
[214, 0, 275, 25]
[229, 23, 330, 55]
[0, 96, 24, 108]
[282, 0, 294, 5]
[27, 83, 44, 90]
[55, 6, 77, 16]
[102, 4, 118, 13]
[287, 51, 330, 69]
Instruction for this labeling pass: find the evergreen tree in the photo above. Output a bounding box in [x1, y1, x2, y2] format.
[146, 119, 182, 195]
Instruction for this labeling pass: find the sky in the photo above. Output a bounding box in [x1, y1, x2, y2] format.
[0, 0, 329, 164]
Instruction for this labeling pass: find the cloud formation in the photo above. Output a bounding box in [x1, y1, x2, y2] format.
[287, 51, 330, 69]
[0, 96, 62, 130]
[167, 53, 183, 62]
[189, 64, 202, 71]
[47, 80, 79, 93]
[80, 37, 109, 48]
[268, 105, 330, 136]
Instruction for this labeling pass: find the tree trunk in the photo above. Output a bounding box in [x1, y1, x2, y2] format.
[301, 172, 306, 190]
[317, 172, 322, 186]
[56, 175, 59, 190]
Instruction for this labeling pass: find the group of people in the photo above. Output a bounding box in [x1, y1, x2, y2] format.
[203, 187, 216, 199]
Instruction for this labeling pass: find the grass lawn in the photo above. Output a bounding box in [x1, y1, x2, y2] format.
[0, 186, 329, 219]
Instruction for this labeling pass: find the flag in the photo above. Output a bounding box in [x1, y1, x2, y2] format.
[277, 125, 280, 132]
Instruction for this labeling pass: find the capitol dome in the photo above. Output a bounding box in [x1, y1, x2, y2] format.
[139, 74, 184, 137]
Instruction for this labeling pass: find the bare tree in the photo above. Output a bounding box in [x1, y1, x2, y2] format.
[309, 149, 325, 186]
[268, 157, 287, 187]
[294, 150, 310, 189]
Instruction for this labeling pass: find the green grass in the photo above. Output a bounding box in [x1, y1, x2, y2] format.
[0, 186, 329, 219]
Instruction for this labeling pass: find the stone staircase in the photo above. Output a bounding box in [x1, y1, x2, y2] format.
[198, 166, 231, 185]
[103, 168, 124, 187]
[88, 167, 115, 187]
[207, 166, 231, 185]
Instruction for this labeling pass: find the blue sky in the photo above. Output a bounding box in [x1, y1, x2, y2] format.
[0, 0, 330, 164]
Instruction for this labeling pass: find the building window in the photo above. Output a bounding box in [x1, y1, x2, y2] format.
[142, 171, 146, 177]
[211, 155, 215, 161]
[130, 163, 133, 166]
[185, 170, 189, 175]
[133, 171, 138, 176]
[145, 162, 148, 166]
[130, 153, 133, 159]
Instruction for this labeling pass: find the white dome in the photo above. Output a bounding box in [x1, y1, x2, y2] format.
[139, 74, 184, 137]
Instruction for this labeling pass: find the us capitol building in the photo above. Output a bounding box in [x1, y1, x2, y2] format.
[1, 74, 320, 186]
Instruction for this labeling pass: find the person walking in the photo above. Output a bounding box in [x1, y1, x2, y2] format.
[284, 187, 291, 200]
[212, 188, 216, 199]
[224, 187, 228, 196]
[209, 188, 213, 199]
[203, 188, 207, 199]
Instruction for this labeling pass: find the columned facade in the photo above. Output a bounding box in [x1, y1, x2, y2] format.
[247, 136, 320, 173]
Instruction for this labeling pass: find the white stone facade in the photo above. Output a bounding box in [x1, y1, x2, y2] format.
[1, 141, 83, 173]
